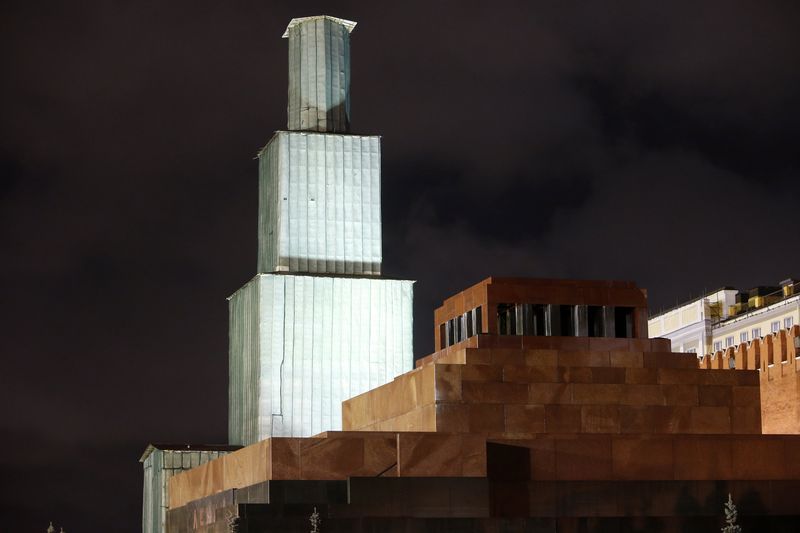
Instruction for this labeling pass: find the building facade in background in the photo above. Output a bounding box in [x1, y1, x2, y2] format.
[649, 279, 798, 357]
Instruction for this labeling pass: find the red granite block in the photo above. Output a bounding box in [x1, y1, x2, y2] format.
[571, 383, 623, 404]
[644, 352, 699, 369]
[505, 405, 546, 434]
[581, 405, 621, 433]
[468, 403, 505, 433]
[270, 438, 303, 479]
[298, 436, 364, 479]
[529, 383, 572, 404]
[657, 368, 698, 385]
[612, 437, 674, 479]
[662, 384, 699, 406]
[462, 348, 492, 365]
[545, 405, 582, 433]
[690, 406, 731, 434]
[461, 435, 487, 476]
[435, 403, 469, 433]
[609, 351, 643, 368]
[731, 385, 759, 407]
[558, 351, 610, 367]
[581, 286, 611, 306]
[731, 406, 761, 434]
[555, 437, 613, 480]
[461, 364, 503, 382]
[559, 366, 594, 383]
[591, 367, 627, 384]
[558, 336, 593, 351]
[650, 338, 672, 352]
[674, 437, 732, 479]
[731, 439, 784, 478]
[651, 406, 692, 433]
[478, 334, 523, 349]
[620, 385, 665, 405]
[607, 287, 647, 307]
[488, 348, 526, 366]
[462, 381, 528, 403]
[619, 406, 655, 433]
[625, 367, 658, 384]
[523, 335, 590, 351]
[785, 438, 800, 478]
[628, 338, 653, 352]
[589, 338, 632, 352]
[434, 364, 462, 402]
[698, 385, 732, 407]
[397, 433, 486, 477]
[524, 349, 558, 367]
[503, 365, 560, 384]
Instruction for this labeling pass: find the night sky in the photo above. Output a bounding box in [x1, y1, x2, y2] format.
[2, 1, 799, 531]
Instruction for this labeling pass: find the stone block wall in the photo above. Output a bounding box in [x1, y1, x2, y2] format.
[699, 325, 800, 433]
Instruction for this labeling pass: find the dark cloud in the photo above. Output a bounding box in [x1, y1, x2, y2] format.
[2, 1, 799, 531]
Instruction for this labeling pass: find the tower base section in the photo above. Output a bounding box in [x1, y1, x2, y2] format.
[228, 273, 413, 445]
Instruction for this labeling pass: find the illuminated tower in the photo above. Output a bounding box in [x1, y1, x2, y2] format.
[228, 16, 414, 445]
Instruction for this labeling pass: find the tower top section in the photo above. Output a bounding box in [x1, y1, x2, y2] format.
[282, 16, 357, 38]
[284, 15, 357, 133]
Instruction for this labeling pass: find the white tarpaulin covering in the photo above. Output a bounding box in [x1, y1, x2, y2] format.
[141, 448, 230, 533]
[228, 273, 413, 445]
[257, 131, 382, 275]
[227, 15, 414, 447]
[285, 16, 354, 132]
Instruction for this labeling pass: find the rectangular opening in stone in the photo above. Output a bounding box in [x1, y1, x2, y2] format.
[614, 306, 635, 338]
[559, 304, 576, 336]
[497, 304, 516, 335]
[516, 304, 547, 335]
[588, 305, 605, 337]
[446, 319, 455, 346]
[473, 306, 483, 336]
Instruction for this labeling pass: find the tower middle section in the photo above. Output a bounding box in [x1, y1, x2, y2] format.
[257, 131, 382, 276]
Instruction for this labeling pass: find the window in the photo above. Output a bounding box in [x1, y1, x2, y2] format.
[714, 341, 722, 352]
[614, 306, 635, 338]
[473, 306, 483, 336]
[785, 317, 794, 329]
[558, 305, 576, 336]
[443, 306, 484, 348]
[725, 336, 734, 348]
[686, 347, 697, 354]
[587, 305, 605, 337]
[752, 327, 761, 339]
[517, 304, 545, 336]
[740, 332, 748, 343]
[771, 321, 781, 333]
[530, 304, 545, 335]
[497, 304, 516, 335]
[446, 320, 455, 346]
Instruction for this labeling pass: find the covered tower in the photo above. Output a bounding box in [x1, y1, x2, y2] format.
[228, 16, 414, 446]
